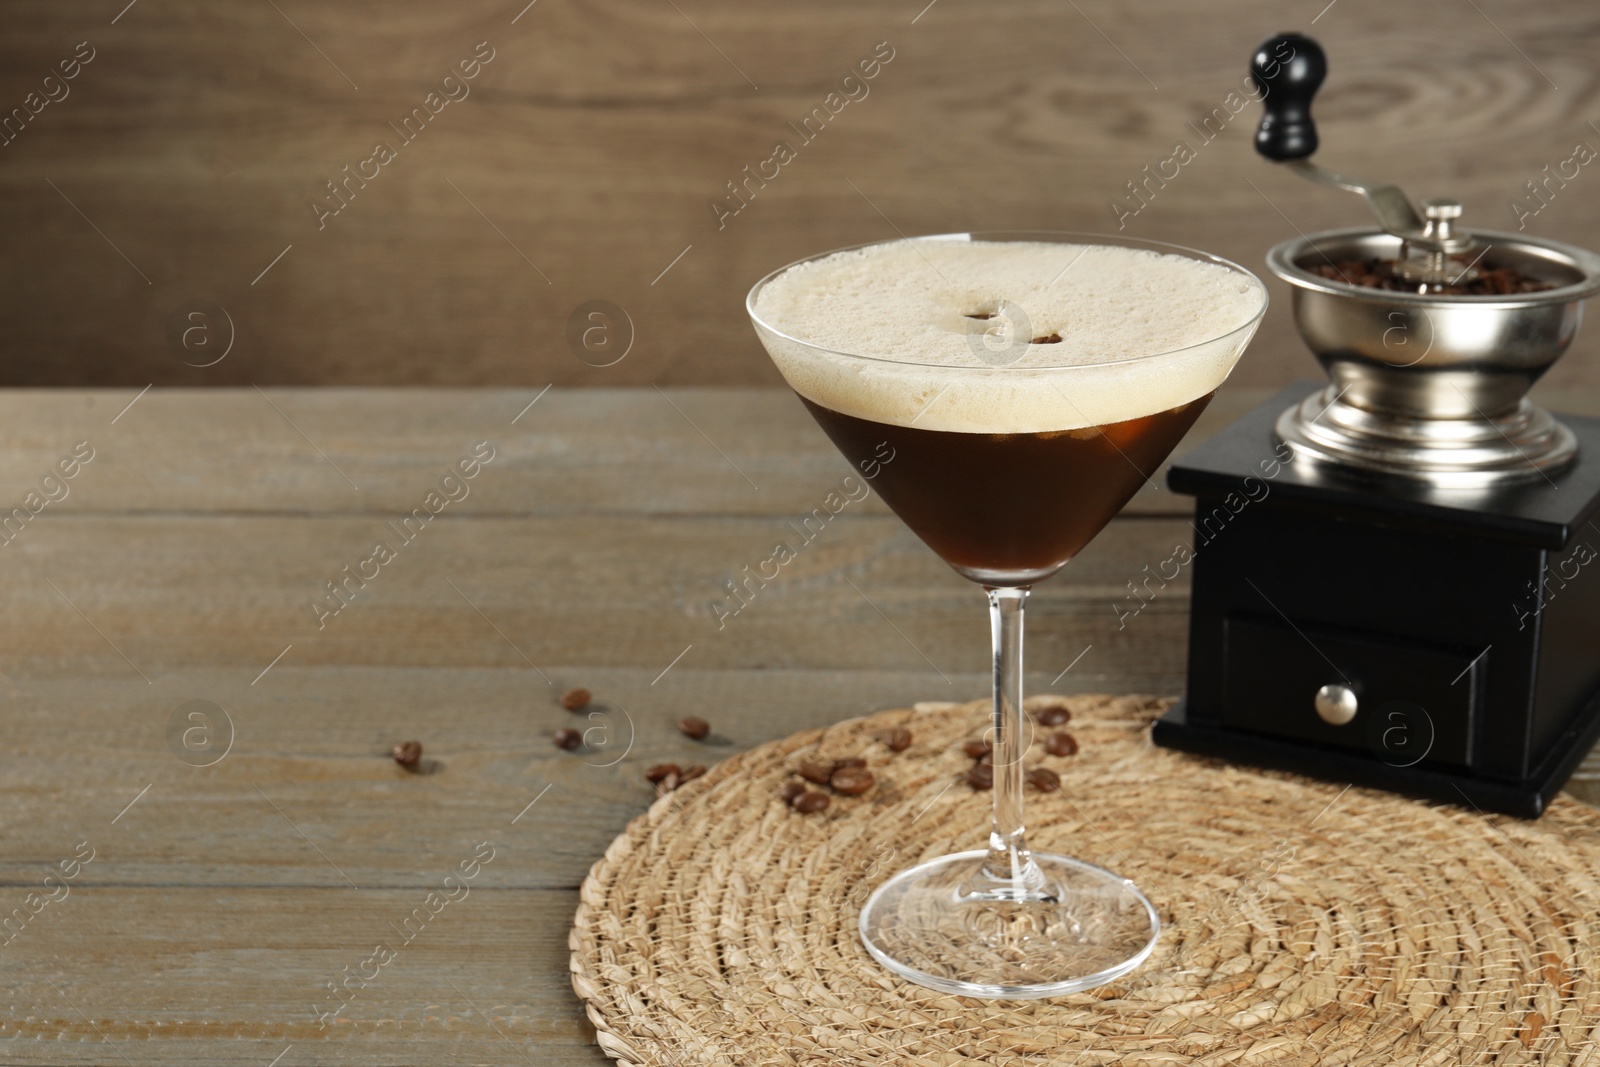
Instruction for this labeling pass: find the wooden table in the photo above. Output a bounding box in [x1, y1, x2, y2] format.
[5, 384, 1595, 1066]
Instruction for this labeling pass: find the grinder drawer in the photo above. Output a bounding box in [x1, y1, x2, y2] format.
[1220, 614, 1481, 768]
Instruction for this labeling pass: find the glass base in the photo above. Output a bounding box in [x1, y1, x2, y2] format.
[858, 849, 1159, 999]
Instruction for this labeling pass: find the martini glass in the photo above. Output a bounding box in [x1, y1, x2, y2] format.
[746, 231, 1268, 999]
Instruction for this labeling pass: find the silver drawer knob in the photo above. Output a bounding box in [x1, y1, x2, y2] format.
[1314, 683, 1359, 725]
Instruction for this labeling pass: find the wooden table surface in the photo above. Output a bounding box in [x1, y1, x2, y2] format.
[5, 383, 1597, 1066]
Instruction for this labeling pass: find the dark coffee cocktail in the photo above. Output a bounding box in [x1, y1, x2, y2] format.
[746, 234, 1268, 999]
[799, 392, 1213, 584]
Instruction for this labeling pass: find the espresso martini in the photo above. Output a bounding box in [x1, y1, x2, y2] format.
[746, 233, 1267, 998]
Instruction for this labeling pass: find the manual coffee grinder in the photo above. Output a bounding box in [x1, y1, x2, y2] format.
[1152, 33, 1600, 816]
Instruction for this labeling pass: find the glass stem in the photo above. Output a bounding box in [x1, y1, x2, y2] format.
[984, 586, 1040, 890]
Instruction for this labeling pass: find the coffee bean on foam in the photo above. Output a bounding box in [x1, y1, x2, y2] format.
[750, 239, 1266, 435]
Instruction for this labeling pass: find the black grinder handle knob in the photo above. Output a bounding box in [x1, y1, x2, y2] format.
[1252, 33, 1326, 161]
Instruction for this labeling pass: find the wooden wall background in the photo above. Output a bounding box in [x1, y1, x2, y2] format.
[1, 0, 1599, 389]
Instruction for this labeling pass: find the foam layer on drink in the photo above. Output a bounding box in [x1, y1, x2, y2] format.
[750, 238, 1266, 433]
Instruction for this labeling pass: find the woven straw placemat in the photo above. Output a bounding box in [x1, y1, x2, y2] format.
[570, 694, 1600, 1066]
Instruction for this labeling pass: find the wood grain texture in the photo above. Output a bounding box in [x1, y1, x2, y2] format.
[0, 385, 1276, 518]
[0, 887, 602, 1065]
[1, 386, 1597, 1066]
[1, 2, 1599, 387]
[0, 510, 1200, 676]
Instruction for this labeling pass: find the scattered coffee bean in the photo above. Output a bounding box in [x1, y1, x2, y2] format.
[655, 770, 680, 797]
[645, 762, 680, 783]
[560, 687, 591, 711]
[798, 760, 836, 785]
[678, 716, 711, 740]
[1045, 732, 1079, 757]
[679, 764, 706, 784]
[553, 727, 582, 750]
[792, 790, 831, 814]
[830, 766, 875, 796]
[876, 727, 913, 752]
[962, 739, 993, 760]
[833, 757, 866, 770]
[1035, 706, 1071, 727]
[779, 780, 807, 803]
[966, 761, 994, 789]
[392, 740, 423, 769]
[1028, 766, 1061, 792]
